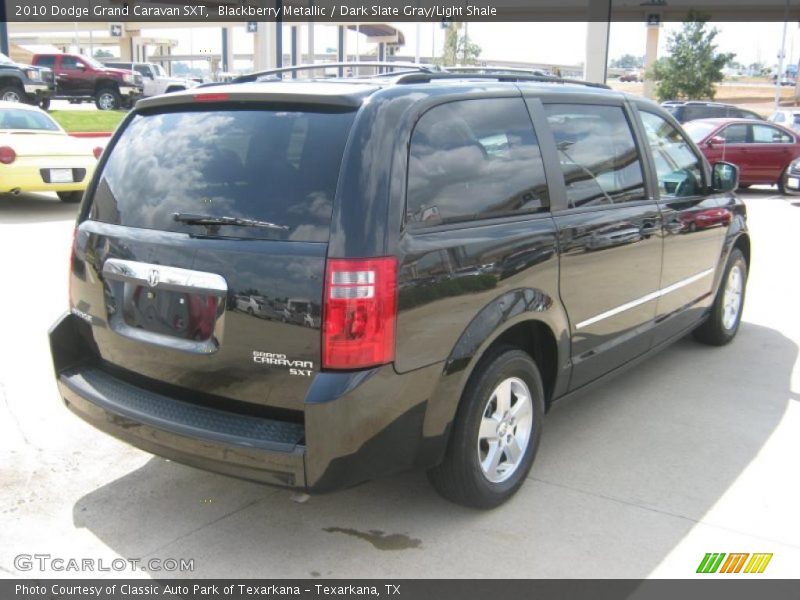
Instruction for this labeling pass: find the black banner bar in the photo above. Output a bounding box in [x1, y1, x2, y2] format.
[3, 0, 800, 22]
[4, 580, 800, 600]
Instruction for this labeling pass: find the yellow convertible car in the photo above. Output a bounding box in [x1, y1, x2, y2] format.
[0, 101, 100, 203]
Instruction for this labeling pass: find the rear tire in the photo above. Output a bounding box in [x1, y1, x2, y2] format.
[0, 84, 24, 103]
[95, 88, 121, 111]
[427, 346, 544, 509]
[57, 192, 82, 204]
[693, 248, 747, 346]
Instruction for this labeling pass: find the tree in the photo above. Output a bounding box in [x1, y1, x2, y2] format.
[648, 12, 734, 101]
[610, 54, 644, 69]
[93, 49, 113, 59]
[439, 23, 481, 66]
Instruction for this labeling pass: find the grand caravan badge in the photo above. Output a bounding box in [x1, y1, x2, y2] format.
[253, 351, 314, 377]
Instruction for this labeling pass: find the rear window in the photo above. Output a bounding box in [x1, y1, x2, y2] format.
[683, 121, 718, 143]
[90, 108, 356, 241]
[0, 107, 60, 131]
[683, 106, 724, 121]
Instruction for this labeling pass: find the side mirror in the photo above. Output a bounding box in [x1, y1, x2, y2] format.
[706, 135, 725, 147]
[75, 62, 86, 70]
[147, 71, 155, 79]
[712, 161, 739, 193]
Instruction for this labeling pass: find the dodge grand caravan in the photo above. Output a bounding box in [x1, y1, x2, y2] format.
[49, 64, 749, 508]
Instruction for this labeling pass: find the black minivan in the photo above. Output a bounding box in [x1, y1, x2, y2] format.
[50, 66, 749, 508]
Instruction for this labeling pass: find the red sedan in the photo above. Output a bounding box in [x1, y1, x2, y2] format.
[684, 118, 800, 192]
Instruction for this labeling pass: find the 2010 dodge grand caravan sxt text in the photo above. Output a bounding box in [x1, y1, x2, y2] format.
[50, 66, 749, 508]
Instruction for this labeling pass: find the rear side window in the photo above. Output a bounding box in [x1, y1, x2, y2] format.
[544, 103, 646, 208]
[406, 98, 549, 229]
[684, 105, 723, 121]
[752, 124, 793, 143]
[90, 108, 355, 241]
[35, 56, 55, 69]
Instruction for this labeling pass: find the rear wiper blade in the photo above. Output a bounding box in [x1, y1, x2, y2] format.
[173, 213, 289, 231]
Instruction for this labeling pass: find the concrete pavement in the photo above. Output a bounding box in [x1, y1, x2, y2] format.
[0, 189, 798, 579]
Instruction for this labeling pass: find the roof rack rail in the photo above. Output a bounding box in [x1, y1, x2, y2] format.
[394, 71, 611, 90]
[233, 62, 439, 83]
[446, 65, 549, 75]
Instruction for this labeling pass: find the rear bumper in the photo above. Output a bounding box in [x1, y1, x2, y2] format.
[2, 160, 94, 194]
[50, 313, 444, 492]
[57, 366, 306, 487]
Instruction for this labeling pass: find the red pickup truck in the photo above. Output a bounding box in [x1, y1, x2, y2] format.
[31, 53, 144, 110]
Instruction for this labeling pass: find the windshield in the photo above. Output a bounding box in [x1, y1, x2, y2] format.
[0, 52, 14, 65]
[0, 107, 60, 131]
[90, 108, 356, 242]
[683, 121, 718, 143]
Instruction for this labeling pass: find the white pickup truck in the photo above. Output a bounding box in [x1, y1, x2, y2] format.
[104, 61, 197, 97]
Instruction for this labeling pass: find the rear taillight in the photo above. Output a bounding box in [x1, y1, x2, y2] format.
[322, 257, 397, 370]
[93, 146, 103, 159]
[0, 146, 16, 165]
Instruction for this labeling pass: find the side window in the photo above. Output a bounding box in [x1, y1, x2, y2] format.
[684, 106, 715, 121]
[752, 124, 793, 144]
[406, 98, 549, 228]
[772, 112, 785, 123]
[721, 124, 748, 143]
[61, 56, 82, 70]
[544, 103, 646, 208]
[133, 65, 149, 76]
[36, 56, 55, 69]
[640, 111, 705, 199]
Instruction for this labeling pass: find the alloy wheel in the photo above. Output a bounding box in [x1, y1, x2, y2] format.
[477, 377, 534, 483]
[722, 264, 743, 330]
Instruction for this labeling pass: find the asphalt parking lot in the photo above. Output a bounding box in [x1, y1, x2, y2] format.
[1, 189, 798, 579]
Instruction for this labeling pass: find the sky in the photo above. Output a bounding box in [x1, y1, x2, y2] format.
[162, 21, 797, 70]
[27, 21, 799, 71]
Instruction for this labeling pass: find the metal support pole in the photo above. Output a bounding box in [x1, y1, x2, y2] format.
[415, 23, 420, 64]
[0, 0, 8, 56]
[775, 0, 790, 109]
[337, 25, 345, 77]
[291, 26, 298, 78]
[221, 28, 229, 72]
[276, 0, 283, 69]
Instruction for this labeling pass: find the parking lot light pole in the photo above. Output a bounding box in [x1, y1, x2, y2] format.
[775, 0, 790, 109]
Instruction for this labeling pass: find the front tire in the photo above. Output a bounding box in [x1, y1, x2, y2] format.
[95, 88, 121, 111]
[57, 192, 82, 203]
[38, 98, 51, 110]
[428, 346, 545, 509]
[693, 248, 747, 346]
[0, 84, 24, 103]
